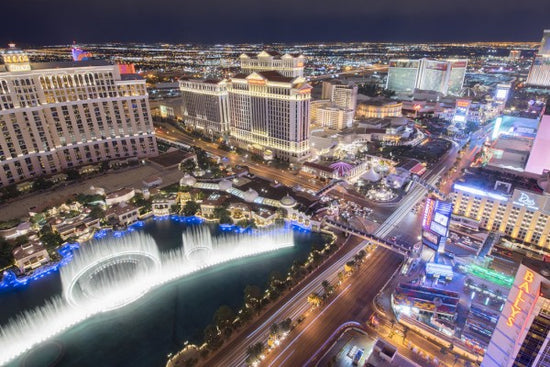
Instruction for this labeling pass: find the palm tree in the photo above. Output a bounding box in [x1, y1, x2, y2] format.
[321, 280, 334, 296]
[307, 292, 322, 308]
[337, 271, 345, 283]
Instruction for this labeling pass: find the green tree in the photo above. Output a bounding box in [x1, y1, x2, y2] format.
[0, 185, 20, 200]
[337, 271, 345, 283]
[214, 207, 232, 224]
[32, 178, 53, 191]
[40, 227, 64, 250]
[66, 169, 81, 180]
[243, 285, 262, 309]
[307, 292, 322, 307]
[245, 342, 265, 366]
[0, 238, 14, 268]
[213, 305, 235, 332]
[279, 318, 292, 333]
[269, 323, 280, 338]
[321, 280, 334, 296]
[88, 206, 105, 220]
[170, 204, 181, 214]
[180, 159, 196, 173]
[203, 324, 222, 349]
[183, 201, 200, 216]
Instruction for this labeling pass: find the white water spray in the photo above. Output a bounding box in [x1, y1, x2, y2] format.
[0, 226, 293, 365]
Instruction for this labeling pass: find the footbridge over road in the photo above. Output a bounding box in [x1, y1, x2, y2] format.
[324, 218, 412, 257]
[410, 175, 447, 200]
[316, 179, 346, 196]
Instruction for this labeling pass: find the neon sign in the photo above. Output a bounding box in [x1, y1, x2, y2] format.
[507, 270, 534, 327]
[422, 198, 435, 228]
[515, 192, 537, 208]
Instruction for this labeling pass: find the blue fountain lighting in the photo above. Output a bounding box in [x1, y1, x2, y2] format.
[0, 242, 80, 291]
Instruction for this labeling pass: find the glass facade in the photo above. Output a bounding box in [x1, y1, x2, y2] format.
[513, 301, 550, 367]
[448, 63, 467, 95]
[386, 60, 420, 93]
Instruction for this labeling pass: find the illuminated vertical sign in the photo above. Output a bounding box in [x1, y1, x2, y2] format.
[422, 198, 435, 228]
[507, 270, 535, 327]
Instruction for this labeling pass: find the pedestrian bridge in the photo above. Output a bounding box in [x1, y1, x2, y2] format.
[316, 179, 346, 196]
[323, 218, 412, 257]
[410, 175, 447, 200]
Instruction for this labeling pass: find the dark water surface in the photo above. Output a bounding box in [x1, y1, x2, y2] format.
[1, 219, 326, 367]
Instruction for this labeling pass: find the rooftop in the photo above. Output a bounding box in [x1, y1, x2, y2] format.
[13, 242, 47, 261]
[0, 60, 112, 72]
[522, 257, 550, 280]
[149, 150, 196, 168]
[106, 203, 138, 217]
[257, 71, 294, 83]
[456, 167, 543, 196]
[120, 73, 143, 81]
[106, 187, 134, 199]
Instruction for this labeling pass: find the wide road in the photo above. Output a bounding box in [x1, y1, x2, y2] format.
[190, 235, 379, 367]
[262, 248, 403, 367]
[155, 126, 322, 192]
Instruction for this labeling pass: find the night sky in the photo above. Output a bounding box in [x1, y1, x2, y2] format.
[3, 0, 549, 45]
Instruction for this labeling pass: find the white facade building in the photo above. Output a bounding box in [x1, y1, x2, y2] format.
[179, 79, 230, 136]
[321, 80, 358, 110]
[228, 71, 311, 162]
[239, 51, 305, 78]
[311, 101, 353, 130]
[0, 47, 157, 187]
[527, 55, 550, 87]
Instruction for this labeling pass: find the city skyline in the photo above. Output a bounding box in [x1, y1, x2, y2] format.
[3, 0, 550, 45]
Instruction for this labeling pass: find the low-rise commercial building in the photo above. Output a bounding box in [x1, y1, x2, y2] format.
[13, 242, 50, 274]
[105, 188, 135, 206]
[106, 203, 139, 226]
[355, 96, 402, 119]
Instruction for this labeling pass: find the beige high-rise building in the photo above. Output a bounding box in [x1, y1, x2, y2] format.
[179, 79, 230, 136]
[239, 51, 305, 78]
[228, 70, 311, 162]
[0, 46, 157, 187]
[179, 50, 311, 161]
[321, 80, 358, 110]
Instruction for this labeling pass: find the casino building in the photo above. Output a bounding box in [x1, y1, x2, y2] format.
[386, 58, 467, 96]
[482, 257, 550, 367]
[179, 79, 230, 136]
[180, 51, 312, 162]
[451, 170, 550, 254]
[239, 51, 305, 78]
[227, 71, 311, 162]
[0, 46, 157, 187]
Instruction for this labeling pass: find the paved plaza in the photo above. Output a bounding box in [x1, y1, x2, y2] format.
[0, 163, 183, 221]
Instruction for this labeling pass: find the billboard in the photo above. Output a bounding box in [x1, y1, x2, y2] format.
[422, 199, 452, 251]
